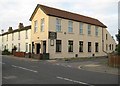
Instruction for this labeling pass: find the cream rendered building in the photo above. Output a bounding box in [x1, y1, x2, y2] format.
[29, 4, 116, 59]
[0, 4, 116, 59]
[0, 23, 31, 53]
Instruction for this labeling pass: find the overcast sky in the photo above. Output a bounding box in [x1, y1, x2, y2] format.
[0, 0, 119, 40]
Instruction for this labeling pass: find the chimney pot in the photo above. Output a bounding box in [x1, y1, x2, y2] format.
[18, 23, 24, 29]
[8, 27, 13, 32]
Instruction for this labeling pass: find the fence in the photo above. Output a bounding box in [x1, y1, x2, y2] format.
[108, 54, 120, 67]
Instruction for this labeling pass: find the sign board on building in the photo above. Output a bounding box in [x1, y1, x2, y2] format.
[48, 31, 57, 39]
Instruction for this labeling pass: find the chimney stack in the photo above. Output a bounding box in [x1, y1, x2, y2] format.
[1, 29, 4, 34]
[18, 23, 24, 29]
[8, 27, 13, 32]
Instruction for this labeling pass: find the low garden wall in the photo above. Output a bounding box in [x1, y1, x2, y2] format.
[14, 52, 25, 57]
[20, 52, 49, 60]
[108, 54, 120, 67]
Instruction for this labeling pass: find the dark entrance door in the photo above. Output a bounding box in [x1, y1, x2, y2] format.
[43, 41, 46, 53]
[36, 43, 40, 54]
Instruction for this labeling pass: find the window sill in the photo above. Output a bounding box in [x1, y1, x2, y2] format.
[34, 32, 38, 34]
[88, 34, 92, 36]
[56, 31, 63, 33]
[79, 52, 84, 53]
[95, 36, 99, 37]
[79, 33, 84, 35]
[40, 31, 45, 32]
[68, 32, 74, 34]
[68, 52, 74, 53]
[56, 52, 62, 53]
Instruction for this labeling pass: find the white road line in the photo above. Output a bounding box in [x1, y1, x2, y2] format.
[0, 62, 5, 64]
[11, 65, 38, 73]
[67, 65, 71, 68]
[60, 64, 67, 67]
[3, 76, 17, 79]
[57, 76, 94, 86]
[56, 63, 60, 65]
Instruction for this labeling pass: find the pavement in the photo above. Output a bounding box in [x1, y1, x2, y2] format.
[1, 55, 119, 85]
[47, 57, 119, 75]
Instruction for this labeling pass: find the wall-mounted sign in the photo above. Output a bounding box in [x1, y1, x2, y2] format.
[50, 39, 54, 46]
[48, 31, 57, 39]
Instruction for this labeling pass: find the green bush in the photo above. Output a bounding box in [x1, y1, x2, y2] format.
[116, 44, 120, 55]
[116, 29, 120, 55]
[2, 49, 11, 55]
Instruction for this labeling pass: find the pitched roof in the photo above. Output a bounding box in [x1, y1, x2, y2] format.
[2, 25, 31, 36]
[30, 4, 107, 28]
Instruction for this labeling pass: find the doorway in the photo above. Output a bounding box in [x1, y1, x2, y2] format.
[36, 43, 40, 54]
[43, 41, 46, 53]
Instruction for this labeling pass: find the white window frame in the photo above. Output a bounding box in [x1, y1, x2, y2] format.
[95, 26, 98, 36]
[12, 43, 14, 49]
[68, 21, 73, 33]
[34, 20, 38, 33]
[12, 33, 14, 41]
[79, 23, 83, 34]
[18, 32, 20, 40]
[41, 18, 45, 32]
[26, 43, 28, 52]
[7, 34, 8, 41]
[18, 43, 20, 51]
[25, 30, 28, 39]
[56, 18, 61, 32]
[88, 24, 91, 35]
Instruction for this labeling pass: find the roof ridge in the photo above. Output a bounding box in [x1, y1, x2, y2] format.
[2, 25, 31, 35]
[39, 4, 98, 21]
[30, 4, 107, 28]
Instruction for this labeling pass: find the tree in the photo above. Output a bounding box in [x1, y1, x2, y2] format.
[116, 29, 120, 55]
[116, 29, 120, 44]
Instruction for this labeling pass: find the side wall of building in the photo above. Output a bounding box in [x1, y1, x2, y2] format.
[31, 8, 49, 54]
[48, 16, 116, 59]
[103, 28, 117, 53]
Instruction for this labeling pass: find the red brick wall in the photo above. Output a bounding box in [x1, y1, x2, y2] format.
[14, 52, 25, 57]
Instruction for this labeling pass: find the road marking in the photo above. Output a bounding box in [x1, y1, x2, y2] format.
[67, 65, 71, 68]
[85, 64, 100, 67]
[56, 63, 60, 65]
[56, 64, 72, 68]
[3, 75, 17, 79]
[0, 62, 5, 64]
[11, 65, 38, 73]
[57, 76, 94, 86]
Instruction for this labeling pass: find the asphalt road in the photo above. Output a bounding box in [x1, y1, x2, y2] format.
[1, 55, 119, 85]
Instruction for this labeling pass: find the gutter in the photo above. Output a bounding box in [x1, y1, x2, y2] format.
[102, 28, 108, 55]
